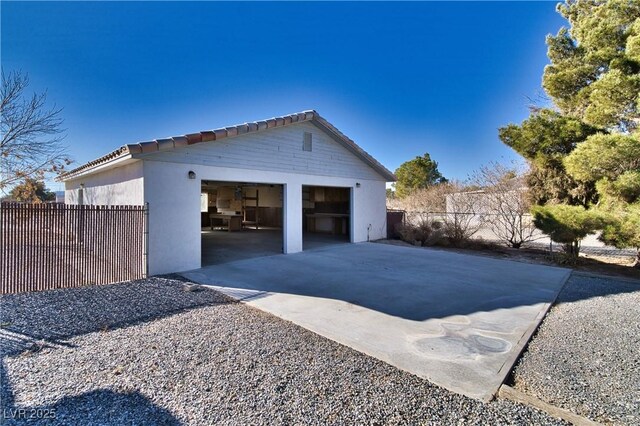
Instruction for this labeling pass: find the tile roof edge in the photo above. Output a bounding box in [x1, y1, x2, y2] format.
[56, 146, 133, 181]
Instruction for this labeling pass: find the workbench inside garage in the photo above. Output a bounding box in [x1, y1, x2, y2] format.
[209, 213, 243, 232]
[305, 213, 349, 235]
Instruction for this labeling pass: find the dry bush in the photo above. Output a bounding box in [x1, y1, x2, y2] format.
[395, 220, 447, 247]
[468, 162, 539, 248]
[395, 222, 426, 245]
[390, 182, 483, 247]
[441, 183, 485, 246]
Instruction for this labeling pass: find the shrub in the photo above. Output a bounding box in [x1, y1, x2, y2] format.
[396, 222, 431, 246]
[531, 204, 605, 257]
[396, 219, 466, 248]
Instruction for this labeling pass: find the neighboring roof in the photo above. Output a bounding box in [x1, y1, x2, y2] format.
[58, 110, 396, 181]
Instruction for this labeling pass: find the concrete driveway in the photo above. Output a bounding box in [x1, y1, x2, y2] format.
[182, 242, 570, 401]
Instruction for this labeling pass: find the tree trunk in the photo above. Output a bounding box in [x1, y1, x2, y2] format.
[563, 241, 580, 257]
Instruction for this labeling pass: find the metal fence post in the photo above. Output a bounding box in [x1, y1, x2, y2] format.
[143, 202, 149, 278]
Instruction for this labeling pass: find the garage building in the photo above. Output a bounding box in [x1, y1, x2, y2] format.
[60, 110, 395, 275]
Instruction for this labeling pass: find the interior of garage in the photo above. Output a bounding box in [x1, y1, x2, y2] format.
[200, 182, 351, 266]
[200, 181, 284, 266]
[302, 186, 351, 250]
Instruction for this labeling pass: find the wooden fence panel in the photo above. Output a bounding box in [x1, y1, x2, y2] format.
[0, 203, 147, 294]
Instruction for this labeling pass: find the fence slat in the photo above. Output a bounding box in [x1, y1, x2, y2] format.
[0, 202, 147, 294]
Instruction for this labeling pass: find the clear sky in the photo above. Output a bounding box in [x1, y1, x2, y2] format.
[2, 1, 565, 191]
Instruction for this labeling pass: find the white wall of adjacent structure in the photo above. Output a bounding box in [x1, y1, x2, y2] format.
[64, 161, 144, 205]
[65, 122, 389, 276]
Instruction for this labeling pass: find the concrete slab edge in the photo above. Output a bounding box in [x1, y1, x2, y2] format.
[491, 269, 573, 402]
[198, 284, 271, 302]
[498, 385, 602, 426]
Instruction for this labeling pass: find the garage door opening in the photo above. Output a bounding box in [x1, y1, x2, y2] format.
[302, 185, 351, 250]
[201, 181, 283, 266]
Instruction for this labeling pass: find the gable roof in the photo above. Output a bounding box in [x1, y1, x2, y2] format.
[58, 110, 396, 181]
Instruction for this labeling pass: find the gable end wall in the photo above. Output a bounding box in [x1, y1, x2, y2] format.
[136, 122, 387, 181]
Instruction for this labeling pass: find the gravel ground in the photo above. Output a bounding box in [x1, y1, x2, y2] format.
[0, 277, 565, 425]
[511, 272, 640, 425]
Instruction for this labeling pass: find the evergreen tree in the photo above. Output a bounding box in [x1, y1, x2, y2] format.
[564, 133, 640, 263]
[394, 153, 447, 198]
[500, 0, 640, 262]
[499, 109, 599, 207]
[543, 0, 640, 131]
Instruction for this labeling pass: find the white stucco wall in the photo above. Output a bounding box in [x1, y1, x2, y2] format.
[64, 122, 390, 276]
[143, 160, 387, 275]
[64, 161, 144, 205]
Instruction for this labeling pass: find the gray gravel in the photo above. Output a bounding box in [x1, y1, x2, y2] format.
[0, 277, 565, 425]
[511, 272, 640, 425]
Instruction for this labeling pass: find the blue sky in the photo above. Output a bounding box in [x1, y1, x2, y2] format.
[2, 1, 565, 191]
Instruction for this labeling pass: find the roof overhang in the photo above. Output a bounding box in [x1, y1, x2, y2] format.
[56, 150, 136, 181]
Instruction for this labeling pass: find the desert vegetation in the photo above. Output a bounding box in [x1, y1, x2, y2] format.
[389, 162, 539, 250]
